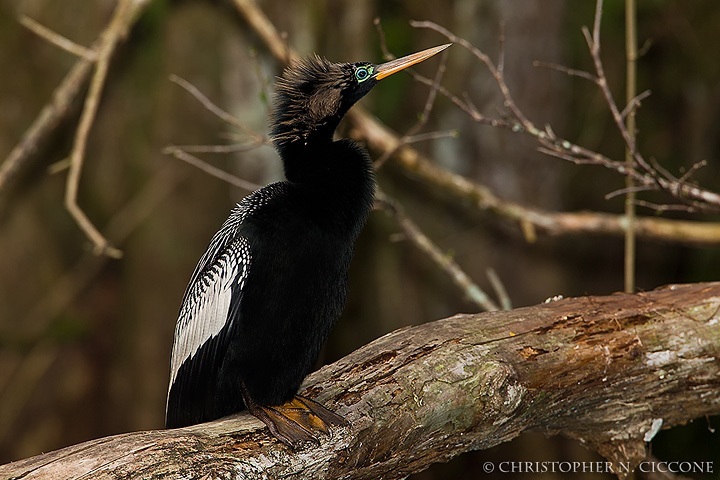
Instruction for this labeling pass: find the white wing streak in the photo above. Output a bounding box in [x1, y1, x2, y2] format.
[168, 238, 250, 388]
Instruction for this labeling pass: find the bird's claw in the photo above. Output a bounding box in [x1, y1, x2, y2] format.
[250, 395, 348, 449]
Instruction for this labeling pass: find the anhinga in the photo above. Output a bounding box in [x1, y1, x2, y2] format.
[166, 43, 450, 447]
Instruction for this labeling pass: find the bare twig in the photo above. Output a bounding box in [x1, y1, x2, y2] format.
[619, 89, 651, 120]
[0, 1, 150, 195]
[417, 52, 447, 128]
[678, 160, 708, 185]
[372, 20, 450, 169]
[376, 189, 499, 312]
[64, 0, 144, 258]
[167, 143, 267, 154]
[533, 60, 597, 83]
[0, 59, 95, 193]
[486, 267, 511, 311]
[19, 15, 96, 60]
[169, 75, 265, 143]
[403, 130, 458, 144]
[604, 184, 655, 201]
[412, 19, 720, 213]
[231, 0, 299, 64]
[581, 3, 720, 210]
[46, 157, 71, 175]
[497, 21, 506, 76]
[624, 0, 638, 293]
[373, 18, 392, 61]
[166, 71, 271, 192]
[351, 109, 720, 245]
[163, 147, 260, 192]
[633, 199, 705, 214]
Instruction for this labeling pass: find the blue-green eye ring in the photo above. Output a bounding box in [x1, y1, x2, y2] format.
[355, 66, 374, 83]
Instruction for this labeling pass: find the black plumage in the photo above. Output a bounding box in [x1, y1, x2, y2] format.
[166, 44, 450, 447]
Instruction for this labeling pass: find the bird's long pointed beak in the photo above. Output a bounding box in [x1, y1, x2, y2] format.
[373, 43, 452, 81]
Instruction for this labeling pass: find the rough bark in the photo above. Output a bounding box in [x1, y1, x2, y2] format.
[2, 282, 719, 479]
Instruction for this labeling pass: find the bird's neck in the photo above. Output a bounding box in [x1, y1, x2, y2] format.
[278, 138, 375, 235]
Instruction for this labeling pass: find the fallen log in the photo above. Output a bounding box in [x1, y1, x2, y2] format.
[3, 282, 719, 479]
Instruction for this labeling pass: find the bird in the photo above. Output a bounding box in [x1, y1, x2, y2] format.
[165, 43, 451, 448]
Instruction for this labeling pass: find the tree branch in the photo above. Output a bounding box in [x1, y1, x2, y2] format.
[2, 283, 719, 479]
[348, 110, 720, 245]
[18, 15, 96, 60]
[0, 53, 93, 194]
[0, 1, 150, 195]
[413, 17, 720, 213]
[375, 189, 499, 312]
[63, 0, 142, 259]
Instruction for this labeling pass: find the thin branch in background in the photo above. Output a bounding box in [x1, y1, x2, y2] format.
[0, 1, 150, 194]
[624, 0, 638, 293]
[0, 58, 92, 192]
[373, 18, 393, 62]
[168, 143, 268, 154]
[249, 47, 273, 110]
[163, 147, 260, 192]
[604, 184, 655, 201]
[678, 160, 707, 192]
[64, 0, 144, 259]
[372, 19, 450, 169]
[649, 156, 680, 187]
[410, 20, 544, 141]
[376, 189, 499, 312]
[232, 0, 298, 64]
[412, 16, 720, 213]
[633, 199, 703, 214]
[11, 0, 154, 258]
[46, 157, 71, 175]
[417, 52, 447, 126]
[533, 60, 597, 83]
[486, 267, 511, 311]
[169, 75, 264, 143]
[497, 21, 506, 76]
[19, 15, 96, 60]
[166, 73, 271, 191]
[581, 10, 651, 178]
[404, 130, 458, 144]
[619, 89, 651, 120]
[677, 159, 708, 185]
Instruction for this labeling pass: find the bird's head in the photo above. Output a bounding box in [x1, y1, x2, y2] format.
[270, 44, 451, 150]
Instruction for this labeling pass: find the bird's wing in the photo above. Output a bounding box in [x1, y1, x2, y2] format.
[168, 236, 251, 390]
[166, 192, 260, 397]
[165, 184, 284, 420]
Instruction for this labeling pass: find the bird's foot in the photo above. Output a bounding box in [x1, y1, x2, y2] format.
[248, 395, 348, 449]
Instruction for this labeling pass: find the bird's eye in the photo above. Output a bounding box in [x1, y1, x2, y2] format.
[355, 66, 373, 83]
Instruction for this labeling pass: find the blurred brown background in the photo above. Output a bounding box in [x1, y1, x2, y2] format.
[1, 0, 719, 478]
